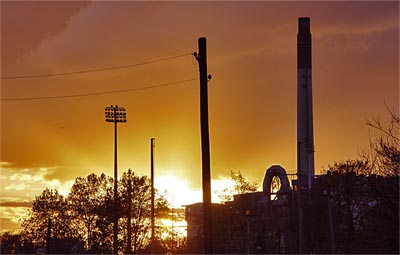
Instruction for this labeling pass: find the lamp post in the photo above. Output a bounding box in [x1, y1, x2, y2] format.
[245, 209, 251, 255]
[323, 189, 335, 254]
[105, 105, 127, 254]
[150, 138, 155, 254]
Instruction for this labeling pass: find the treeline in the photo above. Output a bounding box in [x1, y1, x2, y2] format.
[1, 170, 186, 254]
[306, 160, 399, 253]
[291, 108, 398, 253]
[294, 108, 398, 253]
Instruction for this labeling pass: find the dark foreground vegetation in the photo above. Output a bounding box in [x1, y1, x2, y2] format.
[1, 109, 398, 254]
[1, 170, 186, 254]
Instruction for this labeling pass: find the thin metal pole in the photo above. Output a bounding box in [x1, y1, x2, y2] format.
[127, 169, 132, 254]
[113, 108, 118, 254]
[297, 141, 305, 254]
[197, 37, 213, 254]
[151, 138, 155, 254]
[298, 181, 304, 254]
[171, 207, 175, 254]
[246, 217, 250, 255]
[46, 217, 51, 254]
[328, 193, 335, 254]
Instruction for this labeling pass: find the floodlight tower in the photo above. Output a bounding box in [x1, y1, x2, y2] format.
[105, 105, 127, 254]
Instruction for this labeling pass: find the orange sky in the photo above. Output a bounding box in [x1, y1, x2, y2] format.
[1, 1, 399, 232]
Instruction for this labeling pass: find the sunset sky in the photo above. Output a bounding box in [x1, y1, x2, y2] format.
[1, 1, 398, 232]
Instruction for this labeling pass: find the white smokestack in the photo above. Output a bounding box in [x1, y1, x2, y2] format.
[297, 17, 315, 189]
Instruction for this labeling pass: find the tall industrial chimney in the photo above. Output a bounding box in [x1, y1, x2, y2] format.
[297, 17, 315, 189]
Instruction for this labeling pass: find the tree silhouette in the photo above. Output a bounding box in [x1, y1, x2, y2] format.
[307, 108, 399, 253]
[20, 188, 73, 252]
[216, 170, 258, 203]
[310, 157, 399, 254]
[67, 173, 114, 253]
[317, 161, 371, 253]
[16, 171, 169, 254]
[119, 170, 169, 253]
[362, 107, 399, 252]
[363, 106, 399, 177]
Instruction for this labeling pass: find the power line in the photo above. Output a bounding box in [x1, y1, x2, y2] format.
[1, 53, 192, 80]
[1, 78, 198, 101]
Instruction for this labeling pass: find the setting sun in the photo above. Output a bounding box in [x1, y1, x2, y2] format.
[155, 175, 202, 208]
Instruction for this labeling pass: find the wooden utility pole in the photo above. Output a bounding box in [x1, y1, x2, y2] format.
[196, 37, 213, 254]
[150, 138, 155, 254]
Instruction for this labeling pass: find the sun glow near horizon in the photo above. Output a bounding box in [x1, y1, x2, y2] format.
[155, 174, 202, 208]
[155, 174, 244, 208]
[0, 166, 241, 233]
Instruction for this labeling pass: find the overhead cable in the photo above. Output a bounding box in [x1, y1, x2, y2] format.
[1, 53, 192, 80]
[1, 78, 198, 101]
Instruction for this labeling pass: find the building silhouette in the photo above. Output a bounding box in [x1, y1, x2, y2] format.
[185, 165, 296, 254]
